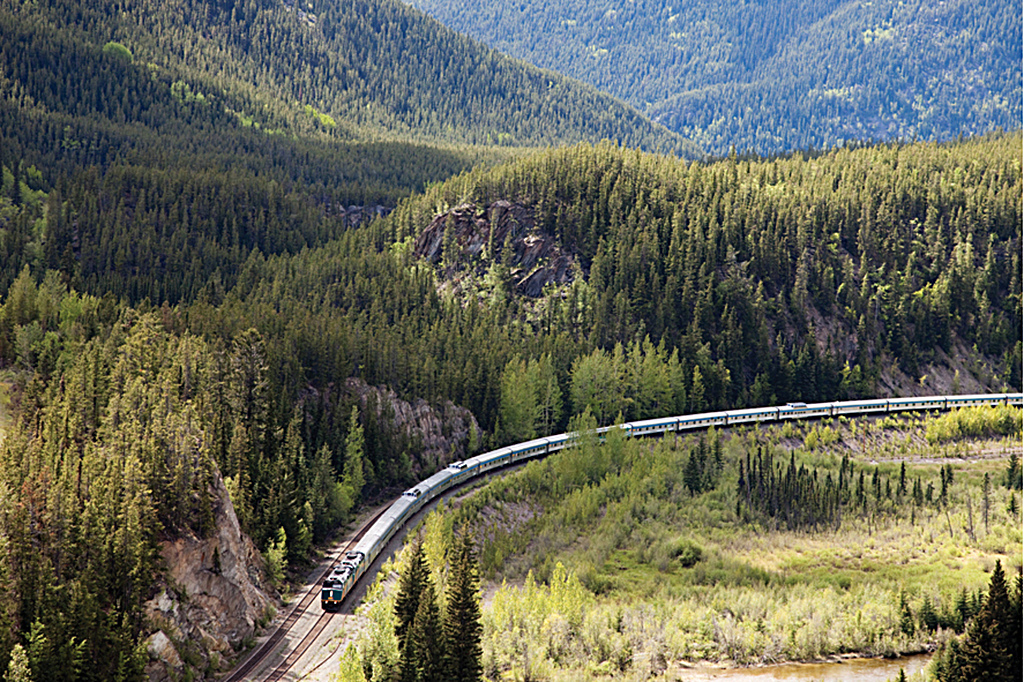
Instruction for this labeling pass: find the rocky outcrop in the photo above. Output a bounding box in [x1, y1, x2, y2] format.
[144, 472, 274, 682]
[413, 200, 576, 297]
[344, 377, 481, 476]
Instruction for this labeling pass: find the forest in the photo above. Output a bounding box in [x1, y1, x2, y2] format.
[0, 0, 687, 153]
[0, 131, 1020, 679]
[409, 0, 1022, 155]
[0, 0, 1020, 678]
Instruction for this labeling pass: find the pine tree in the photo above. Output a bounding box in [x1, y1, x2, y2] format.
[443, 532, 483, 682]
[958, 561, 1015, 681]
[3, 644, 32, 682]
[1007, 453, 1021, 490]
[408, 580, 444, 682]
[938, 560, 1018, 682]
[395, 539, 429, 658]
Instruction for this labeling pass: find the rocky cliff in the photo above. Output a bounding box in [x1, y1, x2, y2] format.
[344, 377, 481, 476]
[144, 471, 274, 681]
[141, 378, 480, 680]
[413, 200, 576, 297]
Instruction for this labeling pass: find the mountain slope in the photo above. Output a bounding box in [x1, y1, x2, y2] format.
[409, 0, 1022, 155]
[216, 134, 1022, 438]
[0, 0, 694, 305]
[1, 0, 691, 153]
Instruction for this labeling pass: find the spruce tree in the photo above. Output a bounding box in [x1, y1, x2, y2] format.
[938, 560, 1019, 682]
[443, 532, 483, 682]
[958, 561, 1015, 681]
[395, 539, 429, 658]
[409, 580, 445, 682]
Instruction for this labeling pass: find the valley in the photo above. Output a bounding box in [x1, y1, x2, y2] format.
[0, 0, 1018, 679]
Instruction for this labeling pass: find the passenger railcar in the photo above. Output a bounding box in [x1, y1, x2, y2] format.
[321, 392, 1022, 609]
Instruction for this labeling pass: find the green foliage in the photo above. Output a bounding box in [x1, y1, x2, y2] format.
[412, 0, 1021, 155]
[667, 538, 704, 569]
[359, 529, 482, 682]
[931, 561, 1022, 682]
[343, 407, 368, 501]
[333, 643, 367, 682]
[497, 356, 537, 444]
[394, 539, 430, 661]
[1, 0, 686, 153]
[406, 580, 444, 682]
[263, 527, 289, 587]
[443, 532, 483, 682]
[432, 415, 1022, 673]
[368, 134, 1021, 435]
[3, 644, 31, 682]
[100, 41, 132, 63]
[925, 405, 1023, 445]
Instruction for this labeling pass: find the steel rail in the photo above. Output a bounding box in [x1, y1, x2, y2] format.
[262, 611, 334, 682]
[224, 392, 1022, 679]
[222, 506, 388, 682]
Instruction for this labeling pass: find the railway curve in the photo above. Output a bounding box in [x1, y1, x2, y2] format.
[223, 392, 1022, 680]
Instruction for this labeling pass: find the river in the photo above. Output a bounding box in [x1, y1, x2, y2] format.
[676, 654, 933, 682]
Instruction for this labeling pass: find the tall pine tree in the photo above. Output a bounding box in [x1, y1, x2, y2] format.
[934, 560, 1021, 682]
[443, 531, 483, 682]
[407, 580, 444, 682]
[394, 539, 429, 661]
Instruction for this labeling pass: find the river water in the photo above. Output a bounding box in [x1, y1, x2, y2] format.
[676, 654, 932, 682]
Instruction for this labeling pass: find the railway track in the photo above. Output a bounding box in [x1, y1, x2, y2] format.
[222, 507, 388, 682]
[222, 469, 506, 681]
[222, 393, 1021, 680]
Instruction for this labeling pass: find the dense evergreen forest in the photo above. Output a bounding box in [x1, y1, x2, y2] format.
[0, 0, 1020, 677]
[409, 0, 1022, 155]
[0, 0, 688, 153]
[0, 131, 1020, 678]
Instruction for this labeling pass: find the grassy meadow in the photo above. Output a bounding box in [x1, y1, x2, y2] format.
[344, 407, 1022, 681]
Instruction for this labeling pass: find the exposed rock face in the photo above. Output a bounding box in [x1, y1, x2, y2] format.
[344, 377, 481, 476]
[413, 200, 576, 297]
[144, 471, 274, 682]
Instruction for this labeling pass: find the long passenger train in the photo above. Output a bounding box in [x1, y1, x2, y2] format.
[320, 392, 1023, 608]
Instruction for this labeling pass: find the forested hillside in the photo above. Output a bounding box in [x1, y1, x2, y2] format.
[0, 0, 689, 153]
[0, 127, 1019, 678]
[409, 0, 1022, 155]
[0, 0, 702, 676]
[0, 0, 1020, 673]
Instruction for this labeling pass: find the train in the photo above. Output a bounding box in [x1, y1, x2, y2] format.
[320, 392, 1023, 609]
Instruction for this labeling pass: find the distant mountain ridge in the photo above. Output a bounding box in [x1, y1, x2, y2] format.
[409, 0, 1022, 155]
[0, 0, 691, 153]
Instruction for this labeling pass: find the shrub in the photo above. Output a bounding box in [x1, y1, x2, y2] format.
[668, 538, 703, 568]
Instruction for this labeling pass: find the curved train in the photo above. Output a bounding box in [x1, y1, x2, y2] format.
[320, 392, 1023, 609]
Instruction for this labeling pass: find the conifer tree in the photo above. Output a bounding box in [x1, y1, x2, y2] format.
[395, 539, 429, 659]
[957, 560, 1014, 681]
[935, 560, 1020, 682]
[3, 644, 32, 682]
[443, 532, 483, 682]
[407, 580, 444, 682]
